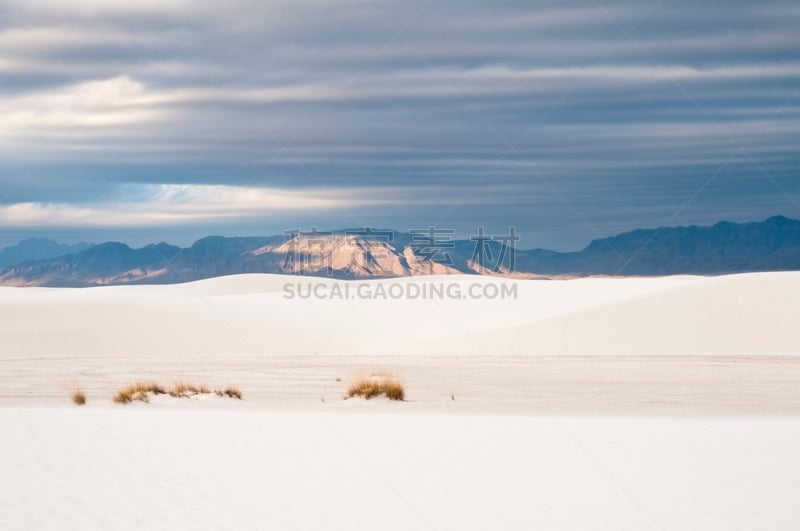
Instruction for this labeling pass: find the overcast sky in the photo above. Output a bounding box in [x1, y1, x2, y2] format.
[0, 0, 798, 250]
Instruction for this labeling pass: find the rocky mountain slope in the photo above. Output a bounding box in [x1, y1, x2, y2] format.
[1, 216, 799, 286]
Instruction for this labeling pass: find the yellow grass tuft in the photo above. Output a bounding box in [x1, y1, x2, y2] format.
[382, 378, 405, 401]
[113, 381, 166, 404]
[113, 380, 242, 403]
[169, 382, 211, 398]
[72, 387, 86, 406]
[347, 372, 405, 401]
[222, 386, 242, 399]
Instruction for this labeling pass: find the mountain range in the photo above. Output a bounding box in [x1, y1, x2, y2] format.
[0, 238, 93, 269]
[1, 216, 799, 286]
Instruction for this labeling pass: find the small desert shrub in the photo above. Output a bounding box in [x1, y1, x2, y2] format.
[113, 381, 166, 404]
[382, 378, 405, 401]
[347, 379, 381, 399]
[169, 382, 211, 398]
[113, 380, 242, 403]
[347, 372, 405, 401]
[222, 386, 242, 399]
[112, 391, 130, 404]
[72, 387, 86, 406]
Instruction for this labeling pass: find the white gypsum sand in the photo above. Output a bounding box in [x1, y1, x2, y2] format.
[0, 272, 798, 412]
[0, 272, 799, 529]
[0, 272, 798, 360]
[0, 409, 799, 530]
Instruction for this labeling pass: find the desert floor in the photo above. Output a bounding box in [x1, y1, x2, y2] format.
[1, 273, 798, 529]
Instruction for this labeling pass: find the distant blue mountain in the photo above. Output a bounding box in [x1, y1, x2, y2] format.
[1, 216, 799, 286]
[0, 238, 94, 268]
[515, 215, 800, 275]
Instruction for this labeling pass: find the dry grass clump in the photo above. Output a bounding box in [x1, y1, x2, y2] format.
[347, 379, 383, 399]
[346, 372, 405, 401]
[113, 381, 166, 404]
[169, 382, 210, 398]
[214, 386, 242, 399]
[72, 387, 86, 406]
[132, 390, 149, 403]
[381, 378, 405, 401]
[113, 380, 243, 403]
[221, 386, 242, 399]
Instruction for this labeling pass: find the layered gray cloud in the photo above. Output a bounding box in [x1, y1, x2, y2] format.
[0, 0, 798, 249]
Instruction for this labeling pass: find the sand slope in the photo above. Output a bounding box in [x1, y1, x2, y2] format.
[1, 408, 798, 531]
[0, 272, 797, 358]
[2, 273, 799, 529]
[1, 272, 798, 412]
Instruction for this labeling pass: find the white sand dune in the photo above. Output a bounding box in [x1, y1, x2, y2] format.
[415, 271, 800, 356]
[1, 408, 798, 530]
[0, 272, 797, 359]
[1, 272, 799, 529]
[1, 272, 799, 413]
